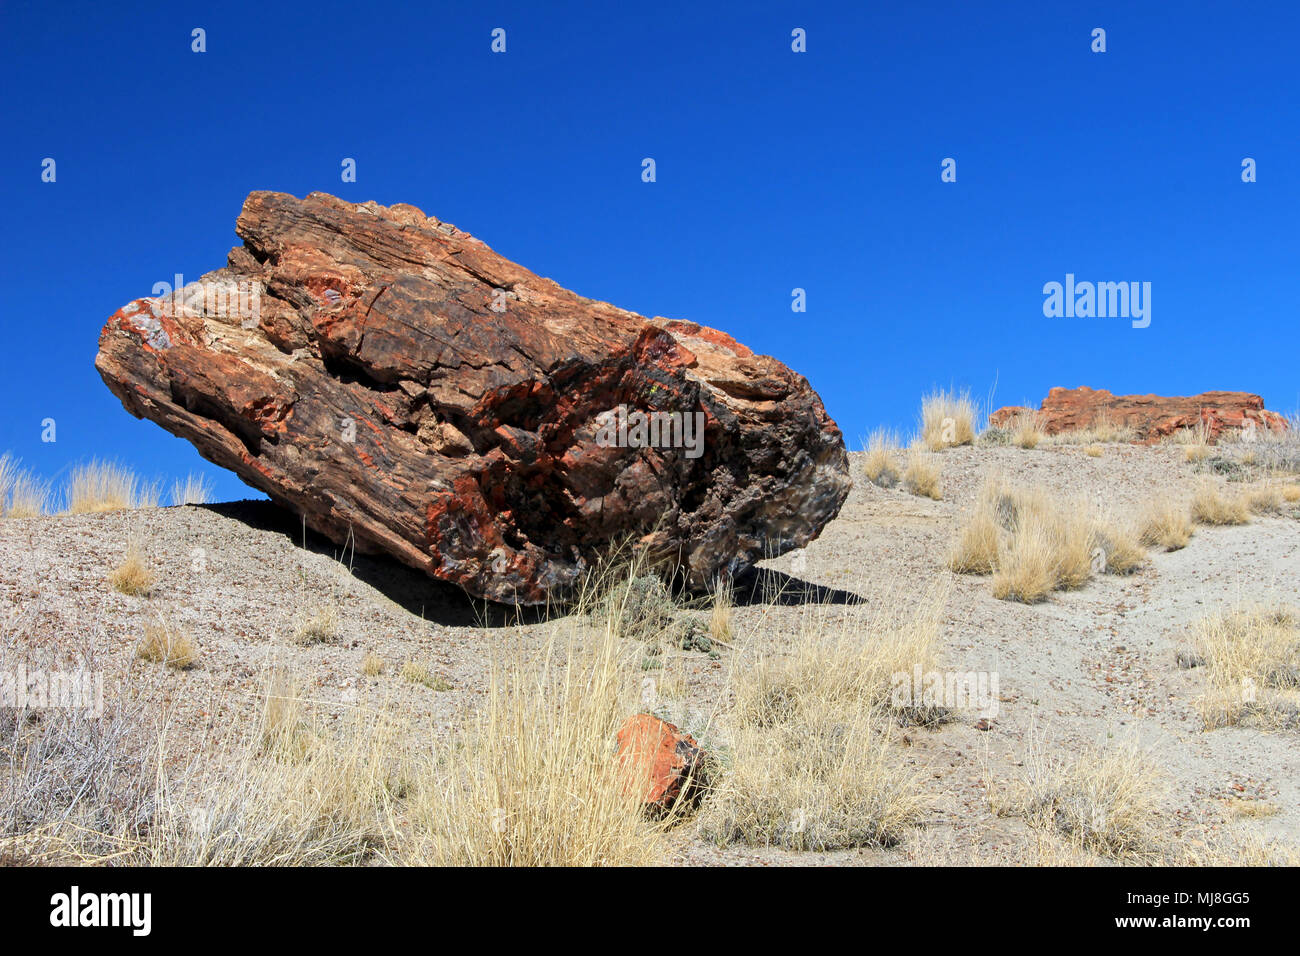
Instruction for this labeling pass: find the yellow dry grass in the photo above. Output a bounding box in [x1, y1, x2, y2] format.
[920, 389, 977, 450]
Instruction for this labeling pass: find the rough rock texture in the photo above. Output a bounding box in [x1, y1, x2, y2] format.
[95, 191, 850, 604]
[990, 386, 1289, 443]
[615, 714, 706, 813]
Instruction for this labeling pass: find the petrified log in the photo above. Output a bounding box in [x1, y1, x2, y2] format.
[95, 191, 850, 604]
[990, 386, 1289, 442]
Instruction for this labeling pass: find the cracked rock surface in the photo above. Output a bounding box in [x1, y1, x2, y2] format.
[96, 191, 850, 603]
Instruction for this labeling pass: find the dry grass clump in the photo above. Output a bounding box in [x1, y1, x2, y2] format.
[1084, 445, 1102, 458]
[1244, 484, 1284, 515]
[259, 670, 307, 756]
[147, 672, 398, 865]
[109, 540, 154, 597]
[137, 616, 197, 670]
[991, 512, 1060, 603]
[1009, 409, 1042, 449]
[861, 429, 902, 487]
[1282, 484, 1300, 504]
[920, 388, 977, 450]
[948, 477, 1008, 574]
[969, 480, 1147, 600]
[1015, 736, 1170, 860]
[978, 482, 1106, 602]
[0, 456, 53, 517]
[360, 651, 385, 676]
[948, 510, 1002, 574]
[1167, 419, 1212, 448]
[903, 449, 942, 499]
[708, 582, 733, 645]
[399, 566, 663, 865]
[65, 459, 160, 514]
[1192, 606, 1300, 731]
[400, 660, 450, 691]
[1190, 481, 1250, 526]
[169, 473, 214, 506]
[1091, 517, 1146, 574]
[1138, 500, 1194, 551]
[699, 591, 943, 850]
[291, 604, 341, 645]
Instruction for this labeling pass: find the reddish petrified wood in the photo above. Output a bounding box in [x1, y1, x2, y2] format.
[96, 191, 850, 603]
[990, 386, 1288, 443]
[616, 714, 706, 813]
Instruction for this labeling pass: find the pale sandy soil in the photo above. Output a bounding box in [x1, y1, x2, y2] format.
[2, 441, 1297, 865]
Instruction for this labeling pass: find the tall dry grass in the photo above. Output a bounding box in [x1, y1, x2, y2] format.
[0, 455, 52, 518]
[954, 478, 1129, 602]
[1012, 730, 1170, 861]
[1191, 481, 1250, 526]
[1139, 500, 1195, 551]
[399, 571, 663, 865]
[903, 448, 942, 499]
[861, 428, 902, 487]
[66, 459, 160, 514]
[170, 473, 214, 506]
[920, 388, 978, 451]
[699, 588, 944, 850]
[1009, 409, 1042, 449]
[1193, 605, 1300, 731]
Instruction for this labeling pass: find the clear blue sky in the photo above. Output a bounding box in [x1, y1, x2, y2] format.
[2, 0, 1296, 503]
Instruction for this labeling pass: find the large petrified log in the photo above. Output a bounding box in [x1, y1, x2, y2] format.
[990, 386, 1289, 442]
[96, 191, 850, 604]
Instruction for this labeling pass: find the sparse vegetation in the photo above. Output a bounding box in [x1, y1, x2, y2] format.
[1016, 736, 1170, 860]
[1039, 411, 1136, 446]
[361, 651, 385, 676]
[292, 604, 341, 645]
[1191, 481, 1250, 526]
[699, 591, 943, 850]
[1138, 500, 1194, 551]
[66, 459, 160, 514]
[1193, 605, 1300, 731]
[170, 473, 214, 506]
[861, 429, 902, 487]
[137, 616, 197, 670]
[110, 540, 154, 597]
[903, 449, 942, 499]
[1084, 444, 1103, 458]
[920, 388, 977, 451]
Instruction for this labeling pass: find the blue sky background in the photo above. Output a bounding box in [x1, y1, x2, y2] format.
[2, 0, 1296, 503]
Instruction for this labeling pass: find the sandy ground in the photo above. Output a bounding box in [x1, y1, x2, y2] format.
[2, 441, 1298, 865]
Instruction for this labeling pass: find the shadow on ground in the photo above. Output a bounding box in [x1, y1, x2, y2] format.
[731, 567, 866, 607]
[198, 500, 547, 628]
[201, 500, 864, 626]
